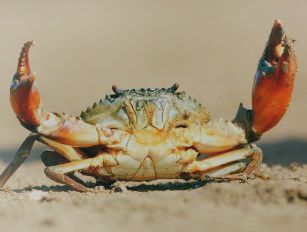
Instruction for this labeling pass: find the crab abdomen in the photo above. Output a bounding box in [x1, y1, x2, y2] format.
[86, 149, 197, 181]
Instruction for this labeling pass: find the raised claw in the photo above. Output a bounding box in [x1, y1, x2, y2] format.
[10, 41, 42, 126]
[17, 41, 33, 76]
[252, 19, 297, 134]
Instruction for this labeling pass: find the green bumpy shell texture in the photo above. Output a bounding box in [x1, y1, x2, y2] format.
[80, 85, 210, 131]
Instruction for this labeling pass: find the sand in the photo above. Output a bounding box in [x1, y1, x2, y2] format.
[0, 1, 306, 231]
[0, 162, 306, 232]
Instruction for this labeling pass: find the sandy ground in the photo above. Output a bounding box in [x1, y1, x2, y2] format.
[0, 1, 307, 231]
[0, 162, 306, 232]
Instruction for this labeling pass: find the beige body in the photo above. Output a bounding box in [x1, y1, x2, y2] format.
[39, 103, 253, 183]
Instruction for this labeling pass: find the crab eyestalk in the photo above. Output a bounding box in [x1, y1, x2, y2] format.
[234, 20, 297, 142]
[10, 41, 42, 127]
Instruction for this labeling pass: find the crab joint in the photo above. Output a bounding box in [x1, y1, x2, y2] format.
[10, 41, 42, 127]
[252, 19, 297, 134]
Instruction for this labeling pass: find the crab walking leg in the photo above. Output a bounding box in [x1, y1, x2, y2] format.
[242, 145, 263, 175]
[45, 159, 93, 191]
[45, 167, 88, 192]
[185, 145, 262, 177]
[39, 137, 87, 161]
[44, 155, 115, 191]
[206, 162, 247, 177]
[40, 150, 88, 186]
[0, 133, 38, 188]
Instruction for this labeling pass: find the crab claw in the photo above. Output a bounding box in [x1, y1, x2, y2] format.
[252, 19, 297, 134]
[10, 41, 42, 127]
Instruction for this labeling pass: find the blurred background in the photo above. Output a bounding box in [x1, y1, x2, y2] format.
[0, 0, 306, 165]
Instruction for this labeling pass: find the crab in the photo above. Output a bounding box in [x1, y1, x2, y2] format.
[0, 20, 297, 192]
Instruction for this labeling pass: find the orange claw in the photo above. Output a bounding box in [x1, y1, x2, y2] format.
[252, 19, 297, 134]
[10, 41, 41, 126]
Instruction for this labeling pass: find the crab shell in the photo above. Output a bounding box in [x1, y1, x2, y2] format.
[76, 86, 247, 181]
[37, 85, 248, 184]
[0, 19, 297, 192]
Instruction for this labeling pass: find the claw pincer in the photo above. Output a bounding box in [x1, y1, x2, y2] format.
[10, 41, 41, 127]
[252, 19, 297, 134]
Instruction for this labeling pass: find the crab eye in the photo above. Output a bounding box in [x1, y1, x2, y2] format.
[175, 123, 188, 129]
[108, 125, 119, 130]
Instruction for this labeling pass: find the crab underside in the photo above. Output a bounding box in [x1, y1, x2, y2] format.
[0, 20, 297, 192]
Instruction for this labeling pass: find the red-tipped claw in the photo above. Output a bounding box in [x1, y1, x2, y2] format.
[252, 19, 297, 134]
[10, 41, 41, 126]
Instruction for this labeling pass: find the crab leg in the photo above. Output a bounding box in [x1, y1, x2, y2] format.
[45, 165, 89, 192]
[206, 162, 246, 177]
[185, 145, 262, 178]
[40, 150, 89, 186]
[44, 155, 113, 192]
[39, 137, 87, 161]
[0, 133, 38, 188]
